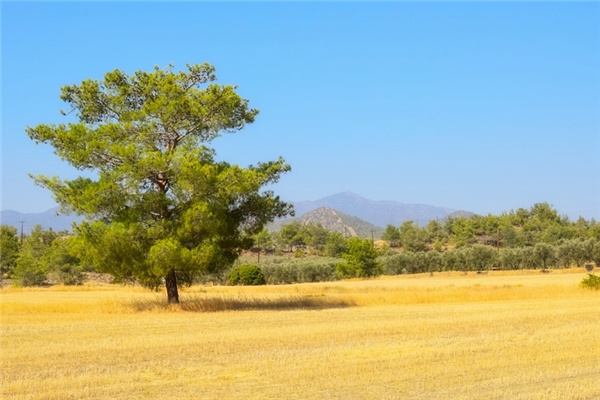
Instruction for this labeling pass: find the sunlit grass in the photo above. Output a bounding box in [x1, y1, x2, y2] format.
[2, 268, 599, 399]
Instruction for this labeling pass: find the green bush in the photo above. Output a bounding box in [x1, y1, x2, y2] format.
[12, 253, 47, 287]
[227, 264, 266, 286]
[259, 257, 339, 284]
[337, 237, 382, 279]
[580, 274, 600, 290]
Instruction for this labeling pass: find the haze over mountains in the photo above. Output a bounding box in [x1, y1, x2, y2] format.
[292, 191, 461, 227]
[0, 208, 83, 234]
[0, 192, 470, 235]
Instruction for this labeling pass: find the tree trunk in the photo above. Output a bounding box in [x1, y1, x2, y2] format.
[165, 269, 179, 304]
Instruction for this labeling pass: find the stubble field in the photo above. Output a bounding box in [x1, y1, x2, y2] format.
[1, 269, 599, 399]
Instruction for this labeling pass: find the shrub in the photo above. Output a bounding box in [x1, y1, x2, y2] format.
[227, 264, 266, 286]
[12, 253, 47, 287]
[260, 257, 339, 284]
[580, 274, 600, 290]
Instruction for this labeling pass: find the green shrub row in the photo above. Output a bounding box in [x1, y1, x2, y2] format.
[255, 257, 340, 284]
[380, 240, 600, 275]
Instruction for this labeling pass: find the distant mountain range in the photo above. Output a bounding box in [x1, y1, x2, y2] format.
[1, 192, 473, 236]
[292, 191, 466, 227]
[0, 208, 83, 234]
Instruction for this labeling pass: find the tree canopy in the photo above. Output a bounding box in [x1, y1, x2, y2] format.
[26, 63, 292, 302]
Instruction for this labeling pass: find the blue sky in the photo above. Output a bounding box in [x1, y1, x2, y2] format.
[2, 2, 599, 220]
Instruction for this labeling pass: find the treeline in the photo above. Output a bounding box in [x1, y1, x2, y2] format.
[248, 202, 600, 278]
[381, 202, 600, 251]
[2, 203, 599, 286]
[1, 224, 86, 286]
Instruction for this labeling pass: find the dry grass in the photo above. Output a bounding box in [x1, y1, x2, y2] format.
[1, 268, 599, 399]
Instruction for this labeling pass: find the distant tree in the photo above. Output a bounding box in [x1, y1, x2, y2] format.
[336, 237, 382, 278]
[278, 222, 305, 252]
[381, 224, 401, 248]
[324, 231, 347, 257]
[467, 244, 497, 272]
[447, 218, 476, 248]
[252, 228, 274, 263]
[26, 64, 292, 303]
[44, 237, 85, 285]
[300, 223, 330, 253]
[0, 225, 20, 277]
[584, 238, 600, 267]
[12, 225, 58, 286]
[498, 248, 525, 270]
[425, 220, 445, 250]
[557, 240, 587, 268]
[531, 243, 557, 270]
[425, 250, 444, 273]
[398, 221, 428, 252]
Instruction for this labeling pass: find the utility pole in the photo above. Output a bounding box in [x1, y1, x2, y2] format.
[19, 221, 25, 244]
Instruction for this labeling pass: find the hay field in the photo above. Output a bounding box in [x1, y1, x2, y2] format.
[2, 269, 599, 399]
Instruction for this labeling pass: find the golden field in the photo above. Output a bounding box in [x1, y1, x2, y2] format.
[1, 269, 599, 399]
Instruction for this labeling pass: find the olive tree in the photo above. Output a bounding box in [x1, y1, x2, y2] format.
[26, 64, 292, 303]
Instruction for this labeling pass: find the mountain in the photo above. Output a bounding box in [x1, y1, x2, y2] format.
[269, 206, 384, 238]
[292, 191, 458, 227]
[0, 208, 83, 234]
[1, 192, 471, 236]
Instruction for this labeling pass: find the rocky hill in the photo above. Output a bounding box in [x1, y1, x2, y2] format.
[269, 206, 384, 238]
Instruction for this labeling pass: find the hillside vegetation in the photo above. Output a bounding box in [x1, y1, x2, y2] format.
[2, 202, 600, 287]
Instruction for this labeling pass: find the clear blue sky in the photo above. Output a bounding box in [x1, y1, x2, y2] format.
[2, 2, 599, 220]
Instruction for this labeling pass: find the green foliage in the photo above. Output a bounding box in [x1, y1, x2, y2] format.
[398, 221, 428, 252]
[12, 225, 58, 286]
[382, 224, 400, 248]
[253, 229, 274, 254]
[44, 237, 85, 285]
[580, 274, 600, 290]
[227, 264, 266, 286]
[532, 243, 557, 270]
[337, 237, 382, 278]
[278, 222, 305, 251]
[27, 64, 292, 302]
[0, 225, 20, 277]
[498, 248, 525, 270]
[324, 232, 348, 257]
[258, 257, 339, 284]
[12, 252, 47, 287]
[467, 244, 497, 272]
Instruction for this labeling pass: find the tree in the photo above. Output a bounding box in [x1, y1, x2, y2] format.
[278, 221, 305, 252]
[498, 247, 525, 270]
[12, 225, 58, 286]
[26, 64, 292, 303]
[398, 221, 428, 252]
[532, 243, 557, 271]
[381, 224, 401, 248]
[252, 228, 274, 262]
[300, 223, 330, 254]
[44, 237, 85, 285]
[467, 244, 497, 272]
[336, 237, 382, 278]
[324, 231, 347, 257]
[0, 225, 20, 277]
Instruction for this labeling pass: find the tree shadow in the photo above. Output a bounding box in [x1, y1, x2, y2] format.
[126, 294, 356, 313]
